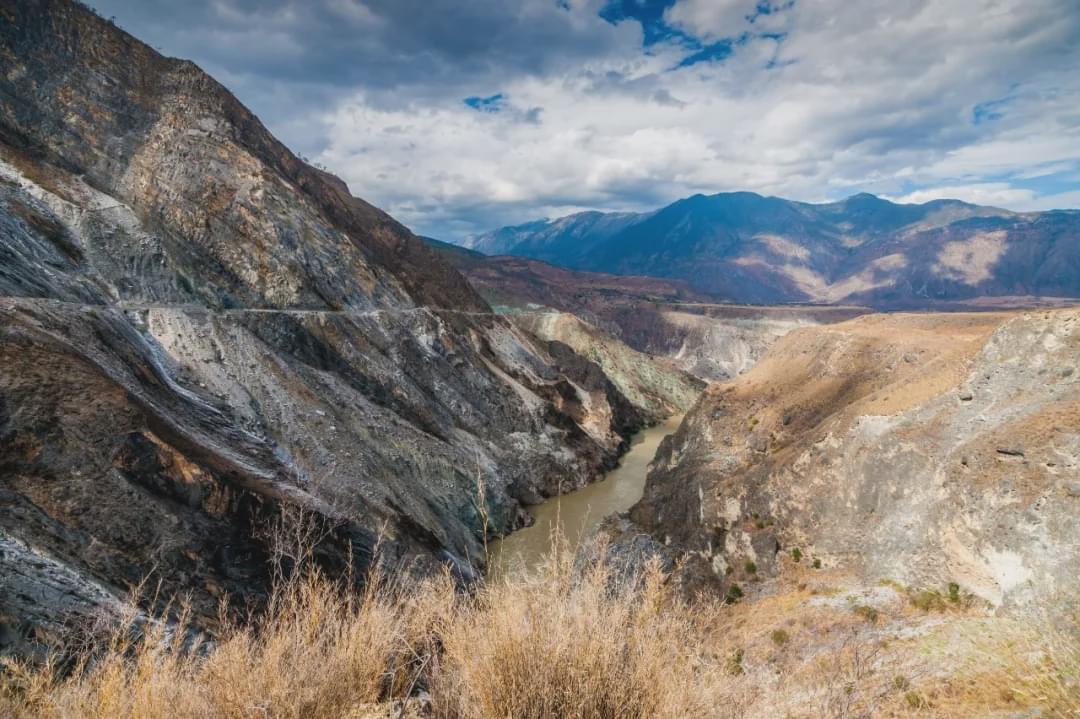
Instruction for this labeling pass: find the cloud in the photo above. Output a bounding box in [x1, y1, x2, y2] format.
[90, 0, 1080, 239]
[887, 183, 1039, 208]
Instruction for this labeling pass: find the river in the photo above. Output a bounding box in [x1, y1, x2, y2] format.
[488, 413, 684, 578]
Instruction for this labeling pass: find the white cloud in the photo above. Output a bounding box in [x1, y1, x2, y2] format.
[886, 183, 1038, 208]
[662, 0, 757, 40]
[106, 0, 1080, 237]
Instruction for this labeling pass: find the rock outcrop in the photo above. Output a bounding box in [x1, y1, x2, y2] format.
[510, 311, 704, 420]
[0, 0, 641, 656]
[627, 310, 1080, 614]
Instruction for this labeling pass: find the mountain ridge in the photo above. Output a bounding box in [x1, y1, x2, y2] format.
[466, 191, 1079, 307]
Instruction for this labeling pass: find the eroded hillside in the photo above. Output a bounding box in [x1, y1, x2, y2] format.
[0, 0, 649, 656]
[624, 309, 1080, 614]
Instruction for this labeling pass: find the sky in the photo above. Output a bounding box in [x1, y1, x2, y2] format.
[89, 0, 1080, 240]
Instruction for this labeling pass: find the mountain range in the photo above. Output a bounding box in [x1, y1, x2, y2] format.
[465, 192, 1080, 307]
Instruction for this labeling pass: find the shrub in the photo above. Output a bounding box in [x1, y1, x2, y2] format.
[948, 582, 961, 603]
[725, 584, 744, 603]
[725, 647, 745, 676]
[770, 629, 790, 646]
[745, 561, 758, 575]
[909, 589, 947, 612]
[791, 548, 802, 563]
[812, 558, 822, 569]
[852, 605, 879, 623]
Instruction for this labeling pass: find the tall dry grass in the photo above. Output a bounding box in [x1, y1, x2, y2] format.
[4, 541, 1077, 719]
[0, 569, 450, 719]
[962, 617, 1080, 719]
[432, 554, 727, 718]
[0, 547, 733, 719]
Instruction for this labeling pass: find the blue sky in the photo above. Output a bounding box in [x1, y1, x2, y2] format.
[89, 0, 1080, 240]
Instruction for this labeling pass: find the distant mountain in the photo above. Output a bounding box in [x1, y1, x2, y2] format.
[466, 192, 1080, 307]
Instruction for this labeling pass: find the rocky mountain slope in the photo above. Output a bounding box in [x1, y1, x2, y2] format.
[509, 312, 704, 419]
[622, 309, 1080, 615]
[467, 192, 1080, 308]
[0, 0, 648, 656]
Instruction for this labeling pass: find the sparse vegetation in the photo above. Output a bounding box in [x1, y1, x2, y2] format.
[744, 560, 758, 575]
[964, 617, 1080, 718]
[852, 604, 879, 623]
[770, 628, 790, 646]
[908, 583, 976, 613]
[791, 547, 802, 563]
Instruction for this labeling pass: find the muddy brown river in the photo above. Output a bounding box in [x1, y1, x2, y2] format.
[488, 413, 684, 578]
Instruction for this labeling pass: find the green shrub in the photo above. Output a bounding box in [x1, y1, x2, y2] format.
[790, 548, 802, 563]
[770, 629, 790, 646]
[725, 584, 744, 603]
[948, 582, 961, 603]
[811, 558, 822, 569]
[744, 561, 758, 575]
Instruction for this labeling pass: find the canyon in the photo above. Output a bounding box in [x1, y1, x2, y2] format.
[1, 2, 1079, 716]
[612, 309, 1080, 617]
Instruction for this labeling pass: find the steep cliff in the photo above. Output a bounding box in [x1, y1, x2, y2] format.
[628, 310, 1080, 614]
[511, 311, 704, 420]
[0, 0, 640, 656]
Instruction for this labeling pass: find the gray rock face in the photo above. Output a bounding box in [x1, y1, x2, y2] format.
[628, 310, 1080, 615]
[510, 311, 704, 419]
[0, 0, 642, 656]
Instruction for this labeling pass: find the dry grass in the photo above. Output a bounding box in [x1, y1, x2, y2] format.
[958, 617, 1080, 719]
[0, 547, 734, 719]
[0, 570, 447, 719]
[431, 554, 726, 719]
[2, 548, 1076, 719]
